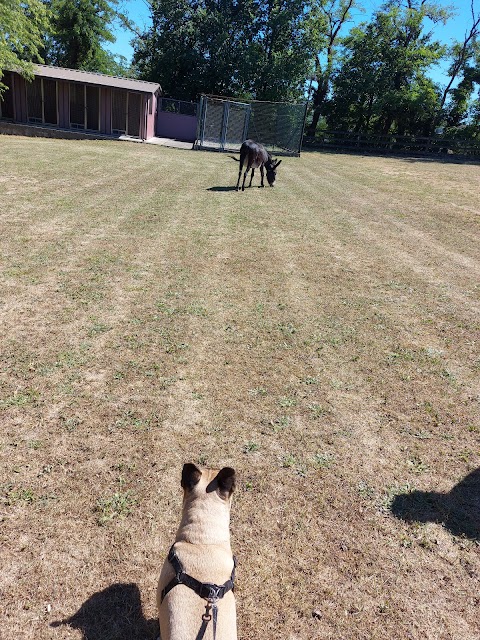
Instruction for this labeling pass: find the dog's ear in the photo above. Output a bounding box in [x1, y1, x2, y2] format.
[216, 467, 236, 499]
[181, 463, 202, 491]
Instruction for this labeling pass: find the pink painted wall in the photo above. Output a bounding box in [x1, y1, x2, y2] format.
[156, 111, 198, 142]
[145, 93, 157, 139]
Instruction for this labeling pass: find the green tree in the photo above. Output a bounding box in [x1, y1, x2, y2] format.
[327, 1, 447, 135]
[0, 0, 50, 88]
[437, 1, 480, 133]
[133, 0, 317, 102]
[306, 0, 358, 136]
[44, 0, 129, 74]
[250, 0, 320, 101]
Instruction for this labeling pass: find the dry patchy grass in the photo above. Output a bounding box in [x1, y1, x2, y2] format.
[0, 135, 479, 640]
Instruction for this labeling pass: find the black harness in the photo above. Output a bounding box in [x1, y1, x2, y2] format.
[160, 544, 237, 640]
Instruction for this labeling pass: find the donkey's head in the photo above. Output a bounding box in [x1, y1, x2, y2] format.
[265, 158, 282, 187]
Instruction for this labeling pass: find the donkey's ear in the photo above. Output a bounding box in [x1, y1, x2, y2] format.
[216, 467, 236, 499]
[274, 159, 282, 168]
[181, 463, 202, 491]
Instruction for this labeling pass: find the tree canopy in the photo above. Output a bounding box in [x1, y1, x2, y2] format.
[0, 0, 50, 88]
[43, 0, 131, 75]
[132, 0, 320, 102]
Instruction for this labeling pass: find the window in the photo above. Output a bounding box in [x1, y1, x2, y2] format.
[69, 83, 100, 131]
[111, 90, 142, 137]
[26, 77, 58, 125]
[0, 72, 15, 120]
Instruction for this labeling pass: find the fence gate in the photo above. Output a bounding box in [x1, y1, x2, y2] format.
[195, 95, 307, 156]
[196, 96, 251, 152]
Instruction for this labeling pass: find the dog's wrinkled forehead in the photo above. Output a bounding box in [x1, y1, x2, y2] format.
[181, 463, 236, 500]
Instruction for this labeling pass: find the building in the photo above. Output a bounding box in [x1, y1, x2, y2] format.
[0, 65, 161, 140]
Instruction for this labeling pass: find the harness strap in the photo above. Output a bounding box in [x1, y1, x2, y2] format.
[161, 545, 236, 640]
[160, 545, 236, 604]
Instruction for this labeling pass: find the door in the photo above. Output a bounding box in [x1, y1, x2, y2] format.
[127, 92, 141, 137]
[86, 86, 99, 131]
[70, 83, 85, 128]
[112, 89, 127, 134]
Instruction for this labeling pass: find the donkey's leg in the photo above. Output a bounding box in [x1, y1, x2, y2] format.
[260, 165, 265, 187]
[236, 161, 243, 191]
[242, 165, 250, 191]
[248, 168, 255, 187]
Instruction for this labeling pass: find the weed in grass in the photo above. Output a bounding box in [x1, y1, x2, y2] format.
[114, 462, 137, 473]
[424, 347, 444, 362]
[95, 491, 136, 525]
[308, 404, 329, 419]
[59, 415, 82, 432]
[27, 440, 43, 450]
[282, 454, 297, 468]
[186, 304, 208, 317]
[268, 416, 291, 432]
[441, 369, 457, 384]
[302, 376, 318, 385]
[165, 342, 189, 354]
[278, 322, 297, 336]
[249, 387, 268, 397]
[386, 348, 415, 363]
[409, 430, 432, 440]
[87, 320, 111, 337]
[243, 442, 260, 454]
[357, 482, 376, 499]
[313, 453, 335, 469]
[424, 402, 439, 425]
[112, 410, 149, 431]
[3, 486, 36, 506]
[159, 376, 178, 390]
[467, 425, 479, 433]
[279, 396, 296, 408]
[0, 388, 39, 408]
[192, 391, 204, 400]
[380, 483, 412, 512]
[197, 454, 208, 466]
[155, 301, 178, 315]
[406, 456, 429, 474]
[245, 481, 254, 491]
[457, 450, 474, 463]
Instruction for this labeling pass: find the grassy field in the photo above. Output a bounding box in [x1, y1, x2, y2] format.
[0, 135, 479, 640]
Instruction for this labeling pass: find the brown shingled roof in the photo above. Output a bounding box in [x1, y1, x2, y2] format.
[33, 64, 161, 95]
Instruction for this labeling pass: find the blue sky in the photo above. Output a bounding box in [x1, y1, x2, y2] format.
[107, 0, 477, 86]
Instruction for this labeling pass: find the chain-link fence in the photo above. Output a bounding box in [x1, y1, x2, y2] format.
[195, 95, 307, 156]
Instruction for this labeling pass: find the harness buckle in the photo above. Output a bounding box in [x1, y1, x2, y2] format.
[200, 582, 223, 603]
[202, 603, 213, 621]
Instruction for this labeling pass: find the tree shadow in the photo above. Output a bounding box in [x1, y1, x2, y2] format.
[301, 146, 480, 166]
[391, 468, 480, 541]
[51, 583, 159, 640]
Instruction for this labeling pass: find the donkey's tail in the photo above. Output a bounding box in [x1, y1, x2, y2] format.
[228, 155, 240, 162]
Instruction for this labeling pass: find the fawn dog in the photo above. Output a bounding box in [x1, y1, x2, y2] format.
[157, 464, 237, 640]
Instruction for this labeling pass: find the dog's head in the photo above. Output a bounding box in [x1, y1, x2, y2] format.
[181, 463, 236, 503]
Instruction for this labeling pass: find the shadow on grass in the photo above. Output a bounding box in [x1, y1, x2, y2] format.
[206, 186, 238, 192]
[51, 583, 158, 640]
[391, 468, 480, 541]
